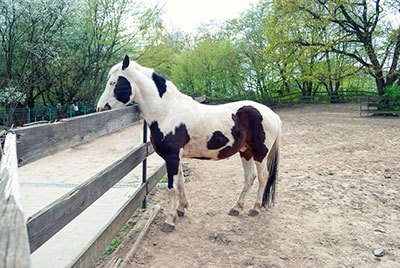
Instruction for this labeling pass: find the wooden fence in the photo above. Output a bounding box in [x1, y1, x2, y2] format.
[267, 90, 378, 107]
[206, 90, 378, 107]
[359, 96, 400, 116]
[0, 132, 30, 268]
[1, 105, 167, 268]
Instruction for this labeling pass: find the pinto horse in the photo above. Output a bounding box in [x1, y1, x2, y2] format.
[97, 55, 282, 232]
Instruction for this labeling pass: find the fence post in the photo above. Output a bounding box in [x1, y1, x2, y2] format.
[48, 107, 52, 122]
[27, 108, 31, 124]
[142, 120, 148, 209]
[0, 133, 31, 267]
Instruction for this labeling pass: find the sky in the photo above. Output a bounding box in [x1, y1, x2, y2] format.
[145, 0, 258, 33]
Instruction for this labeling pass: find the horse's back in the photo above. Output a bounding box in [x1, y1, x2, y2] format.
[180, 100, 280, 160]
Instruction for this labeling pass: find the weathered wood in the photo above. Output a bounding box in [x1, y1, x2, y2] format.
[70, 163, 166, 268]
[146, 164, 167, 194]
[0, 133, 30, 268]
[359, 96, 400, 116]
[15, 106, 141, 166]
[27, 141, 153, 253]
[119, 205, 161, 268]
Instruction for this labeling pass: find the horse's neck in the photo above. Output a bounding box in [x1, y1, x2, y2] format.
[129, 69, 196, 123]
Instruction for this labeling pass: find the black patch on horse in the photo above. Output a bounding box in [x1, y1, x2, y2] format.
[218, 113, 245, 159]
[149, 121, 190, 189]
[152, 72, 167, 98]
[114, 76, 131, 104]
[239, 106, 268, 162]
[218, 106, 268, 162]
[207, 131, 229, 150]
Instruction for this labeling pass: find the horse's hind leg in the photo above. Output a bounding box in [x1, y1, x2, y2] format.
[229, 152, 256, 216]
[176, 162, 188, 217]
[249, 159, 268, 216]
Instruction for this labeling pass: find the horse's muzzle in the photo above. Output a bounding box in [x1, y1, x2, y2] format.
[96, 103, 111, 112]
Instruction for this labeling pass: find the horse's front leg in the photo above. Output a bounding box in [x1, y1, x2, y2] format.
[176, 162, 189, 217]
[161, 154, 181, 232]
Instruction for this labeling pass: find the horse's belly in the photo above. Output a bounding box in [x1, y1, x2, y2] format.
[181, 142, 221, 160]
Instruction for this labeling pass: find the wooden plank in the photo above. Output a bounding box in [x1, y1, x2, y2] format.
[119, 205, 161, 268]
[27, 141, 153, 253]
[0, 133, 30, 268]
[101, 205, 161, 268]
[70, 163, 166, 268]
[15, 106, 141, 166]
[360, 96, 400, 116]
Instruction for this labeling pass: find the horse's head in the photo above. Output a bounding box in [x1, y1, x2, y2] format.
[97, 55, 136, 111]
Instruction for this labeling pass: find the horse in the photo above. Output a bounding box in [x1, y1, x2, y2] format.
[97, 55, 282, 232]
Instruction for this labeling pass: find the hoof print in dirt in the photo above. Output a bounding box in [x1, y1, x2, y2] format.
[228, 208, 240, 216]
[248, 209, 259, 217]
[161, 222, 175, 233]
[177, 209, 185, 217]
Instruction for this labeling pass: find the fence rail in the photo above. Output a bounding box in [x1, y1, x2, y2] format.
[359, 96, 400, 116]
[268, 90, 378, 107]
[14, 106, 141, 166]
[206, 90, 378, 107]
[1, 105, 167, 268]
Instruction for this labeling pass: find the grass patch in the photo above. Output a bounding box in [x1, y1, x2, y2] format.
[131, 212, 140, 219]
[103, 238, 122, 256]
[102, 216, 138, 256]
[160, 176, 168, 183]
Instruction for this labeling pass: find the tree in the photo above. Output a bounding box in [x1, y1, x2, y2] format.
[0, 0, 71, 107]
[0, 0, 162, 107]
[170, 39, 244, 98]
[228, 1, 272, 100]
[278, 0, 400, 95]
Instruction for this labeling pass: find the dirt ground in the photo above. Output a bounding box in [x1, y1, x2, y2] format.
[127, 103, 399, 268]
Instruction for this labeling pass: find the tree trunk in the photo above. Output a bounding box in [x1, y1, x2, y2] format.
[375, 77, 385, 96]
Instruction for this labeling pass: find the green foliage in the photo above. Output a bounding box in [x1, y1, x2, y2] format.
[384, 84, 400, 99]
[103, 238, 122, 256]
[102, 220, 135, 256]
[1, 0, 397, 107]
[170, 39, 244, 98]
[0, 0, 162, 107]
[159, 176, 168, 183]
[0, 86, 26, 106]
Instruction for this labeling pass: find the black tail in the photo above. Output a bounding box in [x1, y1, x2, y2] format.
[262, 137, 280, 208]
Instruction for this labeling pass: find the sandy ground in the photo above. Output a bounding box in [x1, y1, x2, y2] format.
[127, 104, 400, 268]
[18, 120, 164, 267]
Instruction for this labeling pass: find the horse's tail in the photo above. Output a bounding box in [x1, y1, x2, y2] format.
[262, 124, 281, 208]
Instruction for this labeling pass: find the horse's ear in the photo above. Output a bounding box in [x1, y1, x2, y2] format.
[122, 55, 130, 70]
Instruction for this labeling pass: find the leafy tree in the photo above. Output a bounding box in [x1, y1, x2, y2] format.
[170, 39, 244, 98]
[0, 0, 71, 107]
[228, 1, 272, 100]
[277, 0, 400, 95]
[0, 0, 162, 107]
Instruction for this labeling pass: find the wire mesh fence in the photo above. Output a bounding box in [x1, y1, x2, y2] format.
[0, 104, 96, 127]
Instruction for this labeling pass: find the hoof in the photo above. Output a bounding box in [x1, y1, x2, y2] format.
[161, 222, 175, 233]
[177, 209, 185, 217]
[228, 208, 240, 216]
[248, 209, 259, 217]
